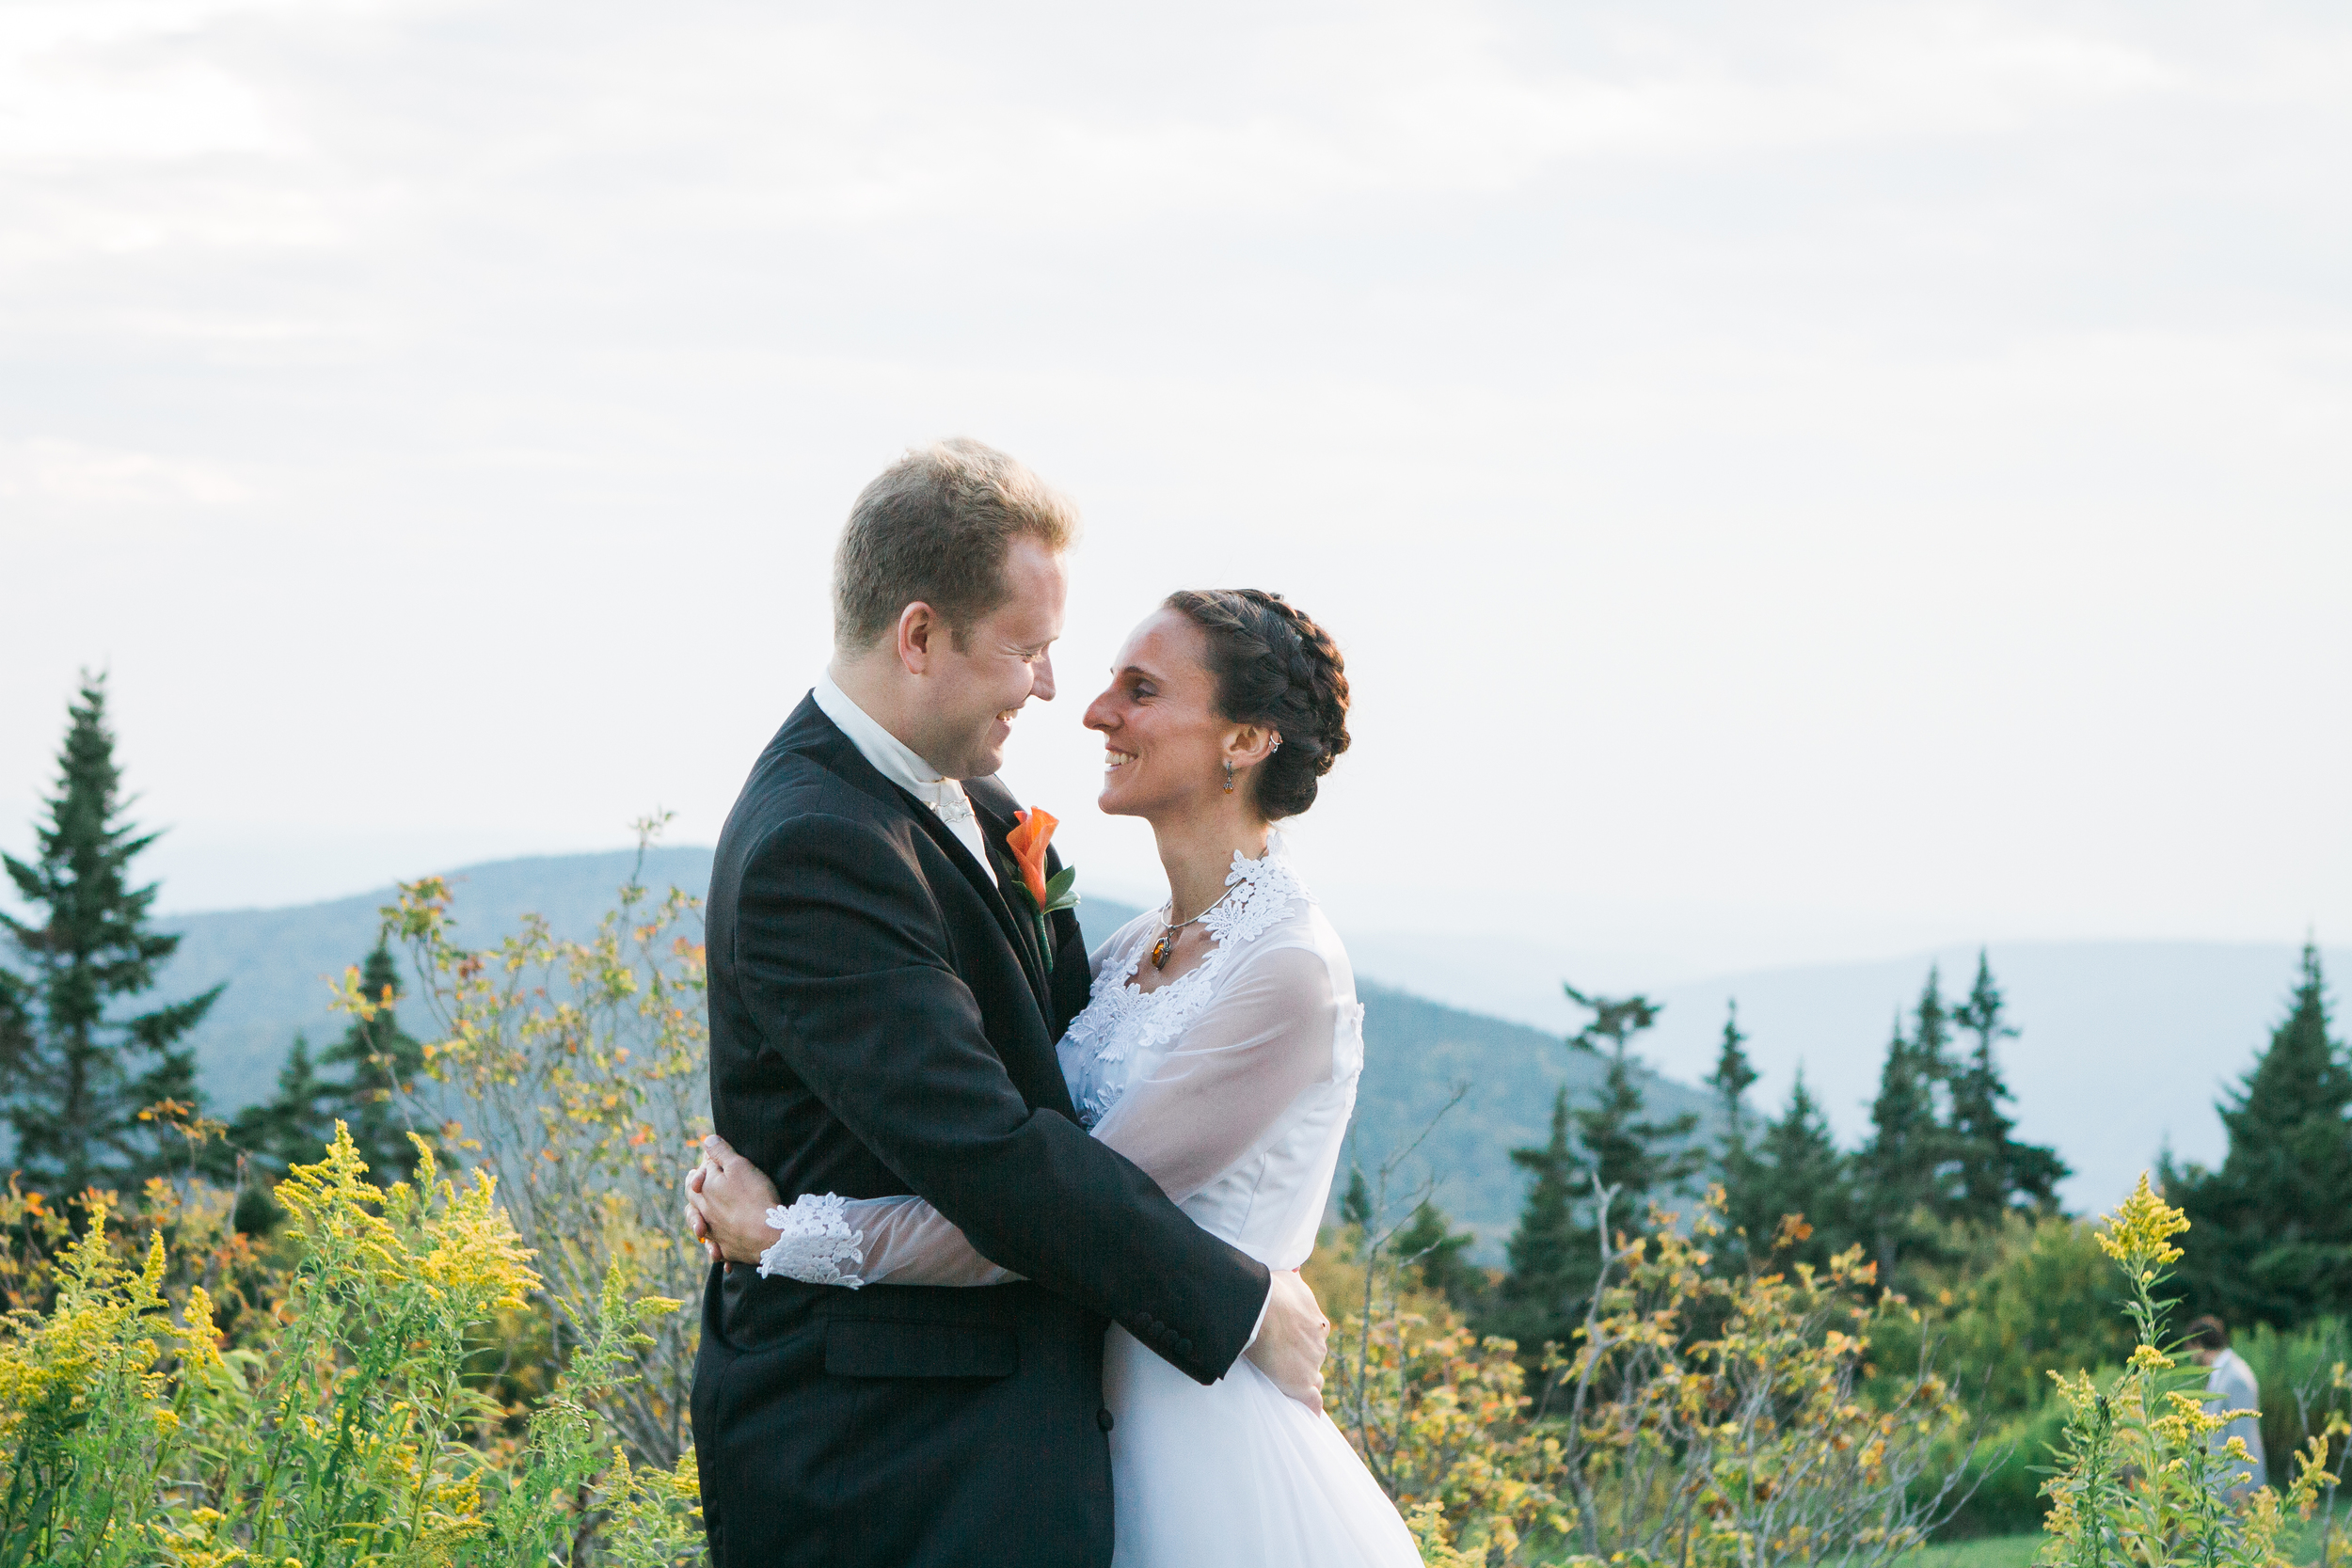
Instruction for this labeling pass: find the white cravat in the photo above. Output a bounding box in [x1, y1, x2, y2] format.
[811, 674, 997, 878]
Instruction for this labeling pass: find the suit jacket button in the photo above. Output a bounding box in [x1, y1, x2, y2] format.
[1097, 1407, 1115, 1432]
[1178, 1337, 1193, 1356]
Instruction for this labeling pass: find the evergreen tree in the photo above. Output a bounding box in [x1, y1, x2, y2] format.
[1488, 983, 1702, 1353]
[1857, 972, 1954, 1278]
[1562, 982, 1704, 1207]
[316, 941, 424, 1180]
[219, 1036, 336, 1232]
[1340, 1165, 1373, 1228]
[1739, 1069, 1857, 1272]
[0, 675, 220, 1198]
[1391, 1199, 1487, 1312]
[210, 942, 426, 1231]
[1708, 1000, 1759, 1147]
[2169, 943, 2352, 1327]
[1947, 950, 2067, 1222]
[1708, 1001, 1765, 1251]
[1488, 1084, 1587, 1354]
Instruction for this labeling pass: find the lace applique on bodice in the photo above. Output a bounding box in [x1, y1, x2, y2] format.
[1061, 842, 1311, 1127]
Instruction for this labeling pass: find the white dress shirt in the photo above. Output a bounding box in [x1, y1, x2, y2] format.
[811, 673, 998, 879]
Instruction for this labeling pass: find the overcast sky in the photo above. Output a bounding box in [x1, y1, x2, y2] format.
[6, 0, 2348, 988]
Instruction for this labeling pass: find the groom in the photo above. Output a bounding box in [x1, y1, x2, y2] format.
[689, 439, 1329, 1568]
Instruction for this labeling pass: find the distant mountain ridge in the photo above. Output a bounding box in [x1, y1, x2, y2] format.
[153, 846, 1710, 1249]
[150, 847, 2328, 1246]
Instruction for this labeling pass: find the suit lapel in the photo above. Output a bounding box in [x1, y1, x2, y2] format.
[785, 701, 1056, 1030]
[963, 781, 1052, 1010]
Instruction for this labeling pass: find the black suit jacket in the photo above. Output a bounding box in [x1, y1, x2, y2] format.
[690, 696, 1271, 1568]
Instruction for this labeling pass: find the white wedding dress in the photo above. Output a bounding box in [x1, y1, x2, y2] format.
[758, 840, 1422, 1567]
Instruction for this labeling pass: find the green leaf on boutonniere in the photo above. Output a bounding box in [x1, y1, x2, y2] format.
[1041, 864, 1080, 915]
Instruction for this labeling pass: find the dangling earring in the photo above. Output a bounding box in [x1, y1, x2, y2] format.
[1222, 760, 1235, 793]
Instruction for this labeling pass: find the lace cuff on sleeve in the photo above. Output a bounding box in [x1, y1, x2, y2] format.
[757, 1192, 1021, 1288]
[756, 1193, 867, 1287]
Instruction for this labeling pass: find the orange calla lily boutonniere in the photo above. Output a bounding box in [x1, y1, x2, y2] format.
[1006, 807, 1081, 970]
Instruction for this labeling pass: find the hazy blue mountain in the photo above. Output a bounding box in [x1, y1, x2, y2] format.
[147, 847, 2335, 1250]
[151, 848, 1712, 1249]
[1344, 927, 2352, 1215]
[157, 847, 720, 1114]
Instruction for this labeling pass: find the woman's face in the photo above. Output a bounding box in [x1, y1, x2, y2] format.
[1083, 608, 1238, 821]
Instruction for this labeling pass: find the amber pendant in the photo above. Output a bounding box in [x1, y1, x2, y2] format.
[1151, 928, 1176, 970]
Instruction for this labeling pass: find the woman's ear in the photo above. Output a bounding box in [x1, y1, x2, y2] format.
[1224, 723, 1279, 768]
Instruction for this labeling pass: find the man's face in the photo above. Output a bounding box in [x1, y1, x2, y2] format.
[912, 535, 1064, 779]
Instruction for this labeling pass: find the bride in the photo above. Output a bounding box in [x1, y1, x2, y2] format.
[688, 587, 1422, 1567]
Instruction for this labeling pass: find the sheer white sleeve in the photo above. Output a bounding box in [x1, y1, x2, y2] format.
[756, 939, 1342, 1290]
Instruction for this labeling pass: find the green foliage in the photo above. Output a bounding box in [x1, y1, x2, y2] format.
[380, 828, 711, 1467]
[1727, 1068, 1860, 1274]
[0, 1127, 700, 1566]
[1950, 952, 2068, 1224]
[0, 674, 222, 1198]
[318, 941, 430, 1179]
[2168, 944, 2352, 1330]
[1863, 974, 1956, 1277]
[1392, 1199, 1488, 1313]
[1491, 1085, 1589, 1356]
[2234, 1317, 2352, 1492]
[216, 942, 431, 1233]
[2036, 1178, 2333, 1568]
[1333, 1187, 1976, 1568]
[1880, 1216, 2137, 1422]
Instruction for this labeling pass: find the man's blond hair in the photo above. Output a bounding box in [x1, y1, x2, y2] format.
[832, 439, 1080, 652]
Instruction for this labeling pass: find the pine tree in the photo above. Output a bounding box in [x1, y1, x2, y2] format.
[1488, 1084, 1588, 1354]
[2169, 943, 2352, 1326]
[316, 942, 424, 1180]
[1488, 983, 1702, 1353]
[1391, 1199, 1486, 1311]
[1738, 1069, 1856, 1272]
[1708, 1000, 1759, 1147]
[0, 675, 221, 1198]
[1562, 982, 1704, 1207]
[1947, 950, 2067, 1222]
[1858, 972, 1953, 1278]
[1708, 1001, 1765, 1251]
[1340, 1165, 1373, 1228]
[219, 1036, 336, 1231]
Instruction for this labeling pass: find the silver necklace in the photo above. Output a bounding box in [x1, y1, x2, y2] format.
[1150, 883, 1239, 971]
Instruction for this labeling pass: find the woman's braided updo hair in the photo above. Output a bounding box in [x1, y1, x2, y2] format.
[1163, 589, 1351, 820]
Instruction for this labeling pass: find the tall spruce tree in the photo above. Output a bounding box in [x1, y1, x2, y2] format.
[1391, 1199, 1487, 1312]
[317, 941, 424, 1180]
[1489, 1084, 1587, 1354]
[2169, 943, 2352, 1327]
[1489, 984, 1701, 1353]
[1947, 950, 2067, 1222]
[1858, 972, 1954, 1278]
[0, 675, 220, 1198]
[1708, 1000, 1759, 1148]
[1743, 1069, 1856, 1272]
[212, 942, 426, 1231]
[219, 1036, 337, 1231]
[1707, 1001, 1768, 1259]
[1560, 982, 1703, 1206]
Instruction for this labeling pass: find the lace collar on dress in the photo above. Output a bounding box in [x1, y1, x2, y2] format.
[1060, 838, 1312, 1126]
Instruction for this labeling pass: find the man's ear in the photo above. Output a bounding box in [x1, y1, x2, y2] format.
[897, 602, 940, 674]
